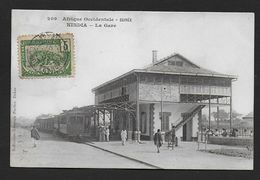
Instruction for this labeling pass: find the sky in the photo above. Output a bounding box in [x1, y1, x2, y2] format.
[11, 10, 254, 119]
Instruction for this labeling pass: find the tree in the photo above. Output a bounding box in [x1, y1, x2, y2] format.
[231, 110, 242, 120]
[211, 109, 229, 121]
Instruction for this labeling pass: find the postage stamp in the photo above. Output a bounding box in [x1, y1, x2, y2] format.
[18, 32, 74, 78]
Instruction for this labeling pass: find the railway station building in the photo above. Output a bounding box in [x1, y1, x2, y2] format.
[92, 51, 237, 141]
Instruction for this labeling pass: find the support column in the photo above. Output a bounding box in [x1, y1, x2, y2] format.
[209, 83, 211, 131]
[94, 110, 98, 138]
[135, 102, 140, 141]
[97, 110, 99, 126]
[217, 97, 219, 130]
[198, 109, 202, 142]
[127, 112, 132, 141]
[135, 73, 140, 142]
[110, 110, 113, 128]
[161, 85, 163, 131]
[230, 82, 232, 130]
[103, 110, 105, 126]
[198, 109, 202, 133]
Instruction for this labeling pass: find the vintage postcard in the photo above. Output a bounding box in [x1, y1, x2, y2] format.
[11, 10, 254, 169]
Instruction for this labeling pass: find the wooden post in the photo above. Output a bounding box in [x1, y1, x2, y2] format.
[161, 85, 163, 131]
[136, 74, 140, 132]
[230, 81, 232, 129]
[178, 75, 181, 101]
[93, 110, 96, 127]
[135, 73, 140, 142]
[209, 80, 211, 130]
[110, 110, 113, 128]
[103, 109, 105, 125]
[97, 109, 99, 126]
[198, 109, 202, 141]
[217, 97, 219, 129]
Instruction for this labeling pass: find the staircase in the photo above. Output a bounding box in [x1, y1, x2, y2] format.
[165, 105, 205, 141]
[172, 105, 205, 131]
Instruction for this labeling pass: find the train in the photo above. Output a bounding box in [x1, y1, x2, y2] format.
[34, 102, 136, 142]
[34, 106, 97, 142]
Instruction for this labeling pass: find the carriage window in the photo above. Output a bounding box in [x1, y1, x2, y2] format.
[121, 86, 126, 95]
[76, 116, 83, 124]
[61, 117, 66, 124]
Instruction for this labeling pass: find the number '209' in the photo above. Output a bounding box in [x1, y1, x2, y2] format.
[47, 17, 57, 21]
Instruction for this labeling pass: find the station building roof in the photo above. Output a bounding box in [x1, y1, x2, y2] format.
[92, 53, 237, 92]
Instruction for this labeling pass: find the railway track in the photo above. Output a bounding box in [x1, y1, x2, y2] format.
[84, 142, 162, 169]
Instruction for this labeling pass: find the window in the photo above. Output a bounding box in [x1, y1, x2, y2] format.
[147, 75, 154, 83]
[84, 117, 91, 130]
[180, 76, 188, 84]
[69, 116, 76, 124]
[140, 75, 146, 83]
[171, 76, 179, 83]
[176, 61, 183, 66]
[155, 75, 162, 84]
[160, 112, 171, 131]
[163, 75, 170, 84]
[140, 112, 147, 133]
[60, 117, 67, 124]
[76, 116, 83, 124]
[168, 60, 183, 67]
[168, 61, 176, 66]
[121, 86, 126, 95]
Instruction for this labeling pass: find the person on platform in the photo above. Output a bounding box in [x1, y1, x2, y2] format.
[171, 126, 176, 150]
[98, 125, 102, 141]
[222, 128, 227, 137]
[102, 126, 106, 142]
[121, 129, 127, 145]
[31, 125, 40, 147]
[153, 129, 163, 153]
[105, 127, 110, 142]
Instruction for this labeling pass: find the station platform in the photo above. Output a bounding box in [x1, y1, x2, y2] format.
[86, 140, 253, 169]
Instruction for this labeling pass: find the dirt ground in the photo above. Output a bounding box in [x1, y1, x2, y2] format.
[10, 127, 253, 169]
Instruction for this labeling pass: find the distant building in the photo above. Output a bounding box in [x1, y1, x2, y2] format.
[242, 112, 254, 121]
[92, 51, 237, 141]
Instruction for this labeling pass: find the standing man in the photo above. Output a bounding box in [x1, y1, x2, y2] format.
[121, 129, 127, 145]
[31, 125, 40, 147]
[102, 126, 106, 142]
[154, 129, 163, 153]
[98, 125, 102, 142]
[105, 126, 110, 142]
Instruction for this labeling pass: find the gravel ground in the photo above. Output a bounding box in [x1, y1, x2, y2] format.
[200, 148, 253, 159]
[10, 127, 253, 169]
[10, 127, 152, 169]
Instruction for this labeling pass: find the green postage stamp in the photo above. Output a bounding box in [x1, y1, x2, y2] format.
[18, 32, 75, 78]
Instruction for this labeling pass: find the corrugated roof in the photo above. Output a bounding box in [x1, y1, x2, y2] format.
[145, 53, 230, 77]
[92, 52, 237, 91]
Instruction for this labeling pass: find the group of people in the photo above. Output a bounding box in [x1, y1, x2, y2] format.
[98, 125, 110, 142]
[204, 128, 240, 137]
[154, 126, 176, 153]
